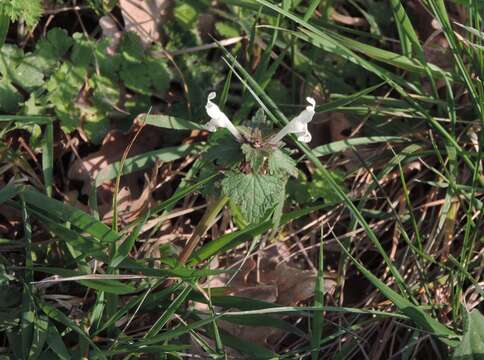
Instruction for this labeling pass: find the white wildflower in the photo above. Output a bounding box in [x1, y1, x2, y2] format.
[269, 97, 316, 144]
[205, 92, 243, 142]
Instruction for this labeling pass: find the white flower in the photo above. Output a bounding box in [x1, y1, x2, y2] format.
[269, 97, 316, 144]
[205, 92, 243, 142]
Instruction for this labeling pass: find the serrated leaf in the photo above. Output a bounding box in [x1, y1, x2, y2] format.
[241, 144, 265, 173]
[47, 63, 86, 132]
[71, 33, 94, 67]
[453, 310, 484, 360]
[120, 32, 145, 63]
[146, 59, 171, 94]
[96, 40, 122, 77]
[268, 149, 298, 178]
[91, 74, 120, 112]
[250, 108, 271, 130]
[204, 131, 243, 167]
[120, 62, 153, 95]
[222, 172, 285, 223]
[81, 107, 109, 145]
[46, 28, 73, 58]
[34, 28, 73, 73]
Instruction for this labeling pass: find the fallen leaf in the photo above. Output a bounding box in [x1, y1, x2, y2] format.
[67, 119, 161, 195]
[119, 0, 172, 46]
[198, 245, 337, 347]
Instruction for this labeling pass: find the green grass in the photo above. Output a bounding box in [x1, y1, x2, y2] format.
[0, 0, 483, 359]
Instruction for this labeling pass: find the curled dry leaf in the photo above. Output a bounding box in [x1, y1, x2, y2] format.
[102, 171, 156, 225]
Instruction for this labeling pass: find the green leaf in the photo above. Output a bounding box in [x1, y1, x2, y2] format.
[14, 55, 45, 90]
[96, 143, 203, 185]
[91, 74, 120, 112]
[144, 114, 204, 130]
[46, 63, 86, 132]
[120, 59, 171, 96]
[146, 59, 171, 94]
[241, 144, 265, 173]
[0, 13, 9, 46]
[45, 28, 73, 58]
[0, 45, 23, 80]
[221, 172, 285, 223]
[453, 310, 484, 360]
[70, 33, 94, 67]
[0, 79, 22, 113]
[120, 62, 154, 95]
[119, 32, 144, 63]
[21, 186, 120, 243]
[215, 22, 240, 37]
[250, 108, 271, 130]
[204, 132, 244, 167]
[33, 28, 73, 74]
[0, 0, 42, 27]
[268, 148, 298, 178]
[309, 136, 405, 158]
[174, 3, 198, 27]
[45, 324, 70, 360]
[39, 301, 106, 360]
[82, 107, 109, 145]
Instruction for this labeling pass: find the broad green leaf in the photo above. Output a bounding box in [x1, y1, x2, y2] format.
[204, 131, 244, 167]
[222, 172, 285, 223]
[0, 183, 17, 204]
[268, 148, 298, 178]
[45, 28, 73, 58]
[0, 78, 22, 112]
[14, 55, 45, 90]
[241, 143, 265, 173]
[453, 310, 484, 360]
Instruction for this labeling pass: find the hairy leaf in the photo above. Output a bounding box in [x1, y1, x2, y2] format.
[222, 172, 285, 223]
[268, 149, 298, 178]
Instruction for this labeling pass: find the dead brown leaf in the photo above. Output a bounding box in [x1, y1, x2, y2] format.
[197, 246, 337, 348]
[119, 0, 172, 46]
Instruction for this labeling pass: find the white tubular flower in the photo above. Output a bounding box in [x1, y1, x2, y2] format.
[205, 92, 243, 142]
[269, 97, 316, 144]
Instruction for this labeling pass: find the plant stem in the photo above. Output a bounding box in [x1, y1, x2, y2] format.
[178, 195, 229, 264]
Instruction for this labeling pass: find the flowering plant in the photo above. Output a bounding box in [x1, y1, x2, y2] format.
[200, 93, 316, 224]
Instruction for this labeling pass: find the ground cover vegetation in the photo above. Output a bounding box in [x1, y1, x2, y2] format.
[0, 0, 483, 358]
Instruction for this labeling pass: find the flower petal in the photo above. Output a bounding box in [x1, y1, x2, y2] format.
[297, 130, 312, 143]
[269, 97, 316, 144]
[205, 92, 230, 128]
[204, 92, 243, 141]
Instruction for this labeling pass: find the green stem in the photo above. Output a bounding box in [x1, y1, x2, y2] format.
[178, 195, 229, 264]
